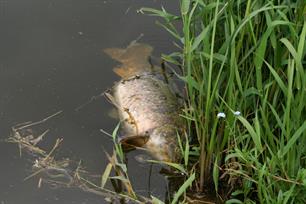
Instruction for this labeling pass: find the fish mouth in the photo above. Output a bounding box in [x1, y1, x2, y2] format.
[118, 125, 182, 162]
[119, 135, 150, 152]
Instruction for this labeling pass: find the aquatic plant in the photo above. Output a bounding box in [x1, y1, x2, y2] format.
[141, 0, 306, 203]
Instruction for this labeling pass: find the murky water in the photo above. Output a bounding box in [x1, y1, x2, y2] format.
[0, 1, 178, 203]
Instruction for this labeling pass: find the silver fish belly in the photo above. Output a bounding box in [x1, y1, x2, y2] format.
[112, 73, 183, 162]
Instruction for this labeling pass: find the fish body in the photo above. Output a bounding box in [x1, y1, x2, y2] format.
[105, 43, 183, 162]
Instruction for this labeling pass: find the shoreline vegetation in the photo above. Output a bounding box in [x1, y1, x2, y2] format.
[140, 0, 306, 203]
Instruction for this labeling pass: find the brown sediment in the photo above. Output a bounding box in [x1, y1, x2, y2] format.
[104, 42, 184, 162]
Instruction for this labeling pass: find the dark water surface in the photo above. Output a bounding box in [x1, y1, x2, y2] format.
[0, 1, 178, 203]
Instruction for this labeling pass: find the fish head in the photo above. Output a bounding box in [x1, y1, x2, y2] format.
[145, 125, 181, 163]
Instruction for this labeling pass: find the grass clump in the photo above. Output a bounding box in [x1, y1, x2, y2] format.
[141, 0, 306, 203]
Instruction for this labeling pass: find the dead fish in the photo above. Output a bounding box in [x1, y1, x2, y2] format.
[104, 42, 184, 162]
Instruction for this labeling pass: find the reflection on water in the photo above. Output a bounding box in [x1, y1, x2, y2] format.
[0, 0, 178, 203]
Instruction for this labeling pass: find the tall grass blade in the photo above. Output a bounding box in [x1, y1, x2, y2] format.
[101, 163, 112, 188]
[181, 0, 191, 15]
[280, 121, 306, 157]
[237, 116, 263, 152]
[171, 173, 195, 204]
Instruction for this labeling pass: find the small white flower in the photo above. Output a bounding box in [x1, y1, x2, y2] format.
[234, 111, 241, 116]
[217, 112, 226, 119]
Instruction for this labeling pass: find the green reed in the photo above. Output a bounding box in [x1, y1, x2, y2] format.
[141, 0, 306, 202]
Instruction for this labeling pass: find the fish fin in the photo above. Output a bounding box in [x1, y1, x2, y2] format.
[103, 48, 125, 62]
[104, 91, 120, 109]
[112, 66, 133, 78]
[107, 108, 119, 119]
[119, 135, 150, 152]
[104, 43, 154, 78]
[134, 154, 153, 163]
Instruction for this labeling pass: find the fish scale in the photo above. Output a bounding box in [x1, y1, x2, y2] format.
[114, 74, 179, 135]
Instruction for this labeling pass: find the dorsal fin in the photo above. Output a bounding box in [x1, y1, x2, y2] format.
[104, 43, 153, 78]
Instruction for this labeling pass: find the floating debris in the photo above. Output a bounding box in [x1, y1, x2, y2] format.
[7, 112, 149, 203]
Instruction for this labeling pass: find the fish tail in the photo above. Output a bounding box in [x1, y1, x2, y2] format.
[104, 43, 153, 78]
